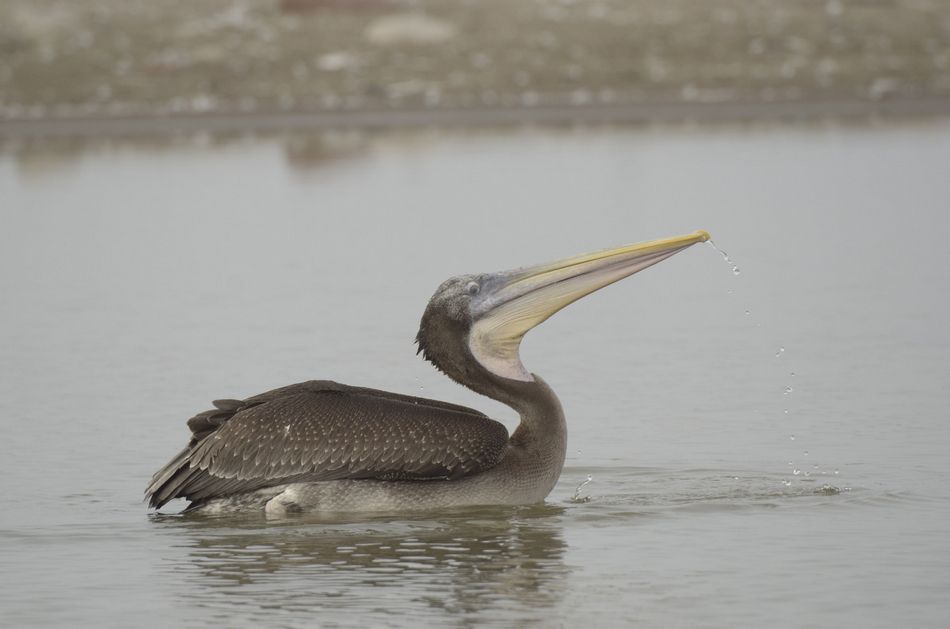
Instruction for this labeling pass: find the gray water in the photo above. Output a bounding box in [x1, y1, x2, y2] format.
[1, 120, 949, 628]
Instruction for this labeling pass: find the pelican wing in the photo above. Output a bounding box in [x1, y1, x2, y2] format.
[145, 380, 509, 508]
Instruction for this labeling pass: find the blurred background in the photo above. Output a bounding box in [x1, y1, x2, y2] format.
[2, 2, 950, 628]
[2, 0, 949, 125]
[3, 0, 949, 170]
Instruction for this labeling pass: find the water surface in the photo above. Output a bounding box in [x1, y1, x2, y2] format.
[1, 120, 949, 627]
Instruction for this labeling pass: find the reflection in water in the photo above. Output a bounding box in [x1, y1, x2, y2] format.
[5, 118, 941, 181]
[1, 133, 255, 178]
[146, 470, 854, 627]
[282, 130, 375, 171]
[154, 505, 568, 626]
[0, 128, 459, 177]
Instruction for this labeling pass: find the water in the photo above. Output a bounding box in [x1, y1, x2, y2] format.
[1, 120, 949, 627]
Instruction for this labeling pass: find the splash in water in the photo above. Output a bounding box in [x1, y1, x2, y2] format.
[571, 474, 593, 503]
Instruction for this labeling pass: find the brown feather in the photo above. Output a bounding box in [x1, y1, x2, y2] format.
[145, 380, 508, 509]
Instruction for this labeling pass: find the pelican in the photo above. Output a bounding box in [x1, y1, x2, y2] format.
[146, 230, 710, 514]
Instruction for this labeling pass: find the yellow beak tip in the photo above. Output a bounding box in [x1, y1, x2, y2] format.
[695, 229, 712, 242]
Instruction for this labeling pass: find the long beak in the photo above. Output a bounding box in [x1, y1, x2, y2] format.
[469, 230, 710, 381]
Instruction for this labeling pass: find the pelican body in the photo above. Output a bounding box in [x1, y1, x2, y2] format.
[146, 230, 710, 514]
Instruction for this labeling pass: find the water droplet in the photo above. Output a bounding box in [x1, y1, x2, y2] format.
[782, 479, 792, 487]
[834, 469, 839, 475]
[707, 240, 740, 276]
[790, 372, 796, 377]
[804, 471, 811, 477]
[784, 386, 794, 395]
[775, 347, 785, 357]
[784, 409, 789, 415]
[790, 435, 795, 440]
[803, 451, 809, 456]
[744, 309, 751, 315]
[793, 468, 801, 475]
[813, 464, 819, 469]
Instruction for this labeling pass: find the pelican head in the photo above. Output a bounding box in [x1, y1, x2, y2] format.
[416, 230, 710, 394]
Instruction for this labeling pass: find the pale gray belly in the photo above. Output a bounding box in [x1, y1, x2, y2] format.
[191, 448, 563, 516]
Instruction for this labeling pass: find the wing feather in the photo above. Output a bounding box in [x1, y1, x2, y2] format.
[145, 380, 509, 508]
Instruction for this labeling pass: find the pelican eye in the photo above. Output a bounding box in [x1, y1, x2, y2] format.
[466, 281, 480, 296]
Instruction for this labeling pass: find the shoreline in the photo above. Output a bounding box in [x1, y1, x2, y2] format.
[3, 96, 949, 139]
